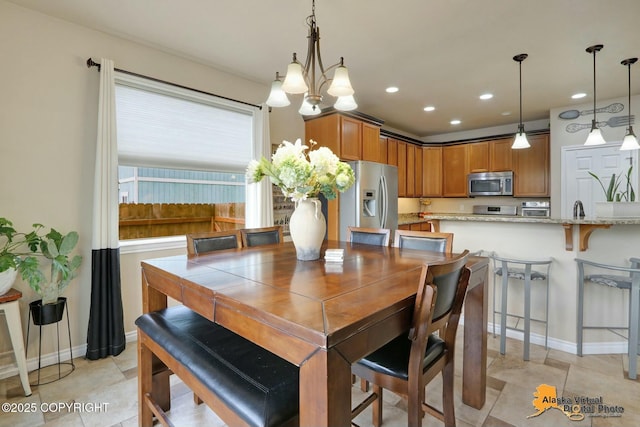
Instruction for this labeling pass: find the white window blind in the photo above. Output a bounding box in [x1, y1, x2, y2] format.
[114, 73, 254, 172]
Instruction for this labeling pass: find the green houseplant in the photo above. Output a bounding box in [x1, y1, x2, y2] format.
[590, 166, 640, 218]
[0, 217, 82, 308]
[0, 218, 44, 295]
[589, 165, 636, 202]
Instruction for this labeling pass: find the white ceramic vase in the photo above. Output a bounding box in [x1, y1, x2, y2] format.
[288, 198, 326, 261]
[0, 268, 18, 296]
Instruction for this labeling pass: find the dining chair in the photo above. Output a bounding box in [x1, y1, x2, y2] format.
[393, 230, 454, 253]
[186, 230, 242, 256]
[576, 257, 640, 379]
[240, 226, 284, 247]
[351, 250, 470, 427]
[347, 226, 391, 246]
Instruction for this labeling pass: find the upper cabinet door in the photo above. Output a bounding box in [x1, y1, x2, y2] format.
[422, 146, 442, 197]
[361, 123, 381, 162]
[513, 134, 550, 197]
[442, 145, 468, 197]
[340, 116, 362, 160]
[468, 142, 489, 173]
[489, 138, 513, 171]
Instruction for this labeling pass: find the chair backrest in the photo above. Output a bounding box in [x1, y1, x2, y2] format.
[393, 230, 454, 254]
[186, 230, 242, 256]
[240, 226, 283, 247]
[410, 250, 470, 353]
[347, 226, 391, 247]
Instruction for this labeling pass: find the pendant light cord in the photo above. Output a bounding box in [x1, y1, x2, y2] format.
[593, 49, 597, 123]
[519, 59, 523, 130]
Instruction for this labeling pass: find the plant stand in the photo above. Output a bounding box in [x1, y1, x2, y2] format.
[26, 298, 75, 385]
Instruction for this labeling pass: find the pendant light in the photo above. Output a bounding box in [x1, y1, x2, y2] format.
[265, 72, 290, 107]
[584, 45, 606, 146]
[511, 54, 530, 149]
[620, 57, 639, 151]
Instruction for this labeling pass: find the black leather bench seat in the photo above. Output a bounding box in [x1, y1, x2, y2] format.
[135, 305, 299, 427]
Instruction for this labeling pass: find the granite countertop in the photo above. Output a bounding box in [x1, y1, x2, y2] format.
[398, 213, 640, 226]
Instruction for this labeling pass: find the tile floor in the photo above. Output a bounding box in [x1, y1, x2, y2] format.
[1, 332, 638, 427]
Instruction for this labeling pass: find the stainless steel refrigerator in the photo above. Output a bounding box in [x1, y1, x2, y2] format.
[339, 161, 398, 241]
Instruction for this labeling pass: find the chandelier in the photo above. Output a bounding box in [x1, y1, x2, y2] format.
[265, 0, 356, 115]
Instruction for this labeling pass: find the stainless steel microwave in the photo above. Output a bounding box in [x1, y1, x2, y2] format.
[468, 171, 513, 196]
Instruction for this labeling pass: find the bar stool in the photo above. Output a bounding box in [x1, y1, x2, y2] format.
[489, 253, 552, 360]
[575, 258, 640, 380]
[0, 288, 32, 396]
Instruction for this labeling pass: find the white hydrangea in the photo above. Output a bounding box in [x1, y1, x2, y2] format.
[309, 146, 339, 176]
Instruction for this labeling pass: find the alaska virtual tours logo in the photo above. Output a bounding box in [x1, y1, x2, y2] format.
[528, 384, 624, 421]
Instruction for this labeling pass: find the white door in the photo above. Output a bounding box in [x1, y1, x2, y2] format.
[561, 143, 638, 217]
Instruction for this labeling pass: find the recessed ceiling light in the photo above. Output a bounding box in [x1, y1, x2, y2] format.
[572, 93, 587, 99]
[423, 106, 435, 112]
[385, 86, 399, 93]
[450, 119, 461, 125]
[479, 93, 493, 100]
[501, 111, 512, 116]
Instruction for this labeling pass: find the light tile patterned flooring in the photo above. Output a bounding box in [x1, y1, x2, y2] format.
[1, 332, 639, 427]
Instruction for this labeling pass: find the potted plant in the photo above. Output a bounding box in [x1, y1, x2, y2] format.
[23, 228, 83, 325]
[590, 166, 640, 217]
[0, 218, 44, 296]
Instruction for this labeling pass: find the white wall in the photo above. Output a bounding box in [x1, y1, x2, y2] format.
[0, 0, 303, 372]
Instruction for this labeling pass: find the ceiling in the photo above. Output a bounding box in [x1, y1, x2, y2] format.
[8, 0, 640, 138]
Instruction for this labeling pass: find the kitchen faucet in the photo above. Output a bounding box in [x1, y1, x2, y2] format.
[573, 200, 585, 219]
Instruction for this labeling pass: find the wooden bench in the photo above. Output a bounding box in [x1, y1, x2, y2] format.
[136, 305, 299, 427]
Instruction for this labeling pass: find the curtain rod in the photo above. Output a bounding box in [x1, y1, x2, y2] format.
[86, 58, 262, 110]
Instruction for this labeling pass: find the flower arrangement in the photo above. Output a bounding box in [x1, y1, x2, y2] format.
[247, 139, 355, 202]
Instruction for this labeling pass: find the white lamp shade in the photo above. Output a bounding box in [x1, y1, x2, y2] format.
[265, 79, 290, 107]
[281, 62, 308, 94]
[327, 66, 354, 97]
[334, 95, 357, 111]
[584, 127, 606, 146]
[620, 132, 640, 151]
[511, 131, 530, 149]
[298, 97, 321, 116]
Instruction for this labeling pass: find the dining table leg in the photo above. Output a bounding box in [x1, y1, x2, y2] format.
[462, 262, 488, 409]
[299, 348, 352, 427]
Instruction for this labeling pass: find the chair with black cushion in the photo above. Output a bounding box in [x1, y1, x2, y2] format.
[489, 253, 552, 361]
[347, 226, 391, 246]
[576, 257, 640, 380]
[240, 226, 284, 247]
[186, 230, 242, 256]
[351, 250, 470, 427]
[393, 230, 454, 254]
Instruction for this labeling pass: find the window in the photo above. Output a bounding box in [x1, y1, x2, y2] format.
[115, 73, 259, 242]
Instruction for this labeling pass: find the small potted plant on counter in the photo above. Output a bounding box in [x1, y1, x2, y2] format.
[0, 218, 44, 296]
[590, 165, 639, 217]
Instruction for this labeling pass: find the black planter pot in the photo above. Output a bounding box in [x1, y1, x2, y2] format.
[29, 297, 67, 326]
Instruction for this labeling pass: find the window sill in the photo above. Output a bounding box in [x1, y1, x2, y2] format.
[119, 236, 186, 254]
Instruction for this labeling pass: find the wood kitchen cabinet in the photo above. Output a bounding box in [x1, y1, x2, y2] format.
[489, 138, 513, 171]
[361, 122, 382, 162]
[406, 143, 416, 197]
[513, 133, 549, 197]
[442, 144, 468, 197]
[422, 146, 442, 197]
[379, 136, 388, 164]
[468, 141, 489, 173]
[415, 146, 423, 196]
[397, 141, 407, 197]
[304, 112, 382, 161]
[387, 138, 398, 166]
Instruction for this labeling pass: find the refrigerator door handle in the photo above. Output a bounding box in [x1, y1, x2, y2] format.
[380, 175, 387, 228]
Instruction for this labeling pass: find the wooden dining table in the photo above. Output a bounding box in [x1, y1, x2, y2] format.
[140, 241, 488, 427]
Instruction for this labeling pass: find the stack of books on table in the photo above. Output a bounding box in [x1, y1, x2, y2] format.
[324, 249, 344, 263]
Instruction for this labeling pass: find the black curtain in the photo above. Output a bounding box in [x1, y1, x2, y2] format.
[86, 248, 125, 359]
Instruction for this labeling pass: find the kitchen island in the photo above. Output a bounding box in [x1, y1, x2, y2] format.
[398, 212, 640, 358]
[399, 213, 640, 251]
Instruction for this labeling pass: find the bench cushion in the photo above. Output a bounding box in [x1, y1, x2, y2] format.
[135, 305, 298, 427]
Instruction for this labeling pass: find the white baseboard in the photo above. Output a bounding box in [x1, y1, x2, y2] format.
[0, 330, 138, 380]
